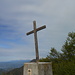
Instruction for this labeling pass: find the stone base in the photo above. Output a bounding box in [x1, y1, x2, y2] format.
[23, 62, 53, 75]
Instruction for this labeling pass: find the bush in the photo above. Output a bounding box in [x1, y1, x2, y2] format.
[53, 61, 75, 75]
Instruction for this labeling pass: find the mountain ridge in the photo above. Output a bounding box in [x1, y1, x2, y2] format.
[2, 59, 36, 75]
[0, 60, 30, 71]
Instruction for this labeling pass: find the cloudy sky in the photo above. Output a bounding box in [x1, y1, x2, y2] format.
[0, 0, 75, 62]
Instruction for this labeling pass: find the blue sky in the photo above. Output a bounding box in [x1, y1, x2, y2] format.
[0, 0, 75, 62]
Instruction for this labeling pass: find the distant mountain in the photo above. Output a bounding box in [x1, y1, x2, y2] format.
[2, 59, 36, 75]
[0, 60, 30, 71]
[3, 66, 23, 75]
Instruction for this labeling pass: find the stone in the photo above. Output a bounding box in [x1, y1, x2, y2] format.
[23, 62, 53, 75]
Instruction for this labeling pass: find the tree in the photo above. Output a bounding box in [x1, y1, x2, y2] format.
[61, 32, 75, 61]
[47, 48, 60, 59]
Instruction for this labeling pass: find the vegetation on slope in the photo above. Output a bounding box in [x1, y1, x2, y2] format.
[2, 66, 23, 75]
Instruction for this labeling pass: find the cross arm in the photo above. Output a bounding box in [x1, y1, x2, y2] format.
[26, 25, 46, 35]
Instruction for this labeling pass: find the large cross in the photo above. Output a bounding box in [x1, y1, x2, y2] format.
[26, 21, 46, 62]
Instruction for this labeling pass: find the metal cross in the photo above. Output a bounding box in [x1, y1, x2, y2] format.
[26, 21, 46, 62]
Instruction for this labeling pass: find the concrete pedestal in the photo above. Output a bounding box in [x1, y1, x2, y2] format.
[23, 62, 53, 75]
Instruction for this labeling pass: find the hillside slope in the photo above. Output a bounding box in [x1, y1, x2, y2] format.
[3, 59, 36, 75]
[3, 66, 23, 75]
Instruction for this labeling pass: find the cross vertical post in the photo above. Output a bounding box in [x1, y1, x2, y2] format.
[26, 21, 46, 62]
[33, 21, 39, 62]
